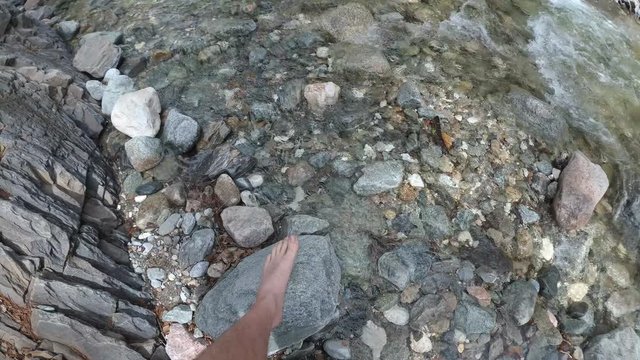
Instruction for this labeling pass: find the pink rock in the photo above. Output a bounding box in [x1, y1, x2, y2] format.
[304, 82, 340, 113]
[554, 151, 609, 231]
[165, 324, 207, 360]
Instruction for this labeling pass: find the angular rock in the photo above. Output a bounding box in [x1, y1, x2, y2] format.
[331, 44, 390, 75]
[31, 310, 145, 360]
[73, 33, 122, 78]
[584, 327, 640, 360]
[214, 174, 241, 207]
[163, 183, 187, 207]
[453, 301, 496, 335]
[378, 242, 433, 290]
[304, 82, 341, 113]
[554, 151, 609, 231]
[502, 280, 538, 326]
[353, 161, 403, 196]
[518, 205, 540, 225]
[397, 81, 424, 109]
[179, 229, 216, 268]
[111, 88, 162, 138]
[157, 213, 181, 236]
[136, 193, 171, 229]
[162, 305, 193, 324]
[112, 301, 158, 340]
[221, 206, 274, 247]
[56, 20, 79, 41]
[101, 74, 135, 115]
[162, 109, 201, 154]
[280, 215, 330, 236]
[185, 144, 256, 184]
[286, 161, 316, 186]
[124, 136, 164, 172]
[195, 235, 341, 355]
[410, 292, 457, 333]
[278, 79, 305, 111]
[421, 205, 453, 240]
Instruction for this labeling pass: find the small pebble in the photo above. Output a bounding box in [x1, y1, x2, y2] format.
[134, 195, 147, 203]
[190, 261, 209, 278]
[141, 242, 153, 256]
[248, 174, 264, 188]
[408, 174, 424, 188]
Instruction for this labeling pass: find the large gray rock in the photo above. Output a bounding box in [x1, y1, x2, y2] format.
[554, 151, 609, 231]
[72, 32, 122, 78]
[31, 310, 145, 360]
[221, 206, 274, 247]
[353, 161, 404, 196]
[124, 136, 164, 172]
[584, 327, 640, 360]
[502, 280, 538, 326]
[195, 235, 341, 355]
[162, 109, 201, 154]
[179, 229, 216, 268]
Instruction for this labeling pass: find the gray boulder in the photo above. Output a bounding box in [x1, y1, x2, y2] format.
[162, 109, 201, 154]
[73, 32, 122, 78]
[221, 206, 274, 247]
[124, 136, 164, 172]
[554, 151, 609, 231]
[353, 161, 404, 196]
[179, 229, 216, 268]
[195, 235, 341, 355]
[584, 327, 640, 360]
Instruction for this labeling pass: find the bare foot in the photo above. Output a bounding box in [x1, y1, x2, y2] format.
[255, 235, 300, 328]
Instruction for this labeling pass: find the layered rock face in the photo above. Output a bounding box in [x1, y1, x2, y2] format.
[0, 3, 156, 359]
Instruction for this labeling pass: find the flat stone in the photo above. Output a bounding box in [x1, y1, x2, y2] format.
[73, 33, 122, 78]
[124, 137, 164, 172]
[195, 236, 341, 355]
[517, 205, 540, 225]
[584, 327, 640, 360]
[185, 144, 255, 183]
[111, 88, 162, 138]
[203, 18, 257, 37]
[304, 82, 340, 113]
[157, 213, 181, 236]
[189, 261, 209, 278]
[324, 339, 351, 360]
[31, 310, 145, 360]
[281, 215, 330, 236]
[181, 213, 196, 235]
[221, 206, 274, 247]
[360, 320, 386, 360]
[454, 301, 496, 335]
[278, 79, 305, 111]
[162, 109, 201, 154]
[383, 304, 410, 326]
[554, 151, 609, 231]
[378, 242, 433, 290]
[179, 229, 216, 268]
[135, 181, 164, 196]
[112, 301, 158, 340]
[502, 280, 538, 326]
[214, 174, 241, 207]
[353, 161, 404, 196]
[162, 305, 193, 324]
[0, 320, 36, 351]
[165, 324, 207, 360]
[163, 183, 187, 207]
[101, 74, 135, 115]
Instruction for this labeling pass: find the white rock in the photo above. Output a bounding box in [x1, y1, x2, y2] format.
[304, 82, 340, 113]
[103, 68, 121, 84]
[85, 80, 104, 101]
[134, 195, 147, 203]
[138, 232, 153, 240]
[111, 87, 162, 137]
[567, 283, 589, 302]
[401, 153, 419, 163]
[408, 174, 424, 188]
[141, 242, 153, 256]
[410, 331, 433, 354]
[316, 46, 330, 58]
[539, 237, 554, 262]
[383, 304, 409, 326]
[248, 174, 264, 188]
[466, 116, 480, 124]
[101, 74, 135, 115]
[360, 321, 386, 360]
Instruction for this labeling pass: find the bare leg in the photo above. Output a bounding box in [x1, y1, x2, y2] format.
[196, 236, 300, 360]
